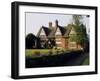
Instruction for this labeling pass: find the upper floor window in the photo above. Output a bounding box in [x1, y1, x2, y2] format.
[39, 35, 45, 38]
[40, 29, 45, 35]
[55, 28, 61, 35]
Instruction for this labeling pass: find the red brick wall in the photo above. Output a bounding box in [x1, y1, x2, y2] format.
[56, 37, 83, 50]
[61, 38, 68, 48]
[77, 44, 82, 50]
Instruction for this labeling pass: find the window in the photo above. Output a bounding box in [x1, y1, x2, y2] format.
[40, 29, 45, 35]
[55, 38, 61, 41]
[56, 41, 62, 44]
[69, 42, 76, 49]
[55, 28, 61, 35]
[40, 35, 46, 38]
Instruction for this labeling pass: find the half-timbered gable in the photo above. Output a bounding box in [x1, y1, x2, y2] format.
[36, 20, 84, 50]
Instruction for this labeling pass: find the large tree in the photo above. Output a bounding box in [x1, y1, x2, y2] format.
[71, 15, 88, 50]
[73, 15, 82, 25]
[26, 33, 36, 49]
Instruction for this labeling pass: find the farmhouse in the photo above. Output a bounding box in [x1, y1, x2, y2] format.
[37, 20, 83, 50]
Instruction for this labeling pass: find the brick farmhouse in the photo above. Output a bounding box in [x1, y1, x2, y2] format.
[31, 20, 84, 50]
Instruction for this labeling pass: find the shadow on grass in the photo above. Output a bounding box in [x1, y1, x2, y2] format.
[25, 51, 89, 68]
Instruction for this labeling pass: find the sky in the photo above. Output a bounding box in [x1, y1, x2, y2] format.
[25, 12, 89, 36]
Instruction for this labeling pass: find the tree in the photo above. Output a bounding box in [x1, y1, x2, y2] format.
[74, 24, 88, 44]
[26, 33, 36, 49]
[72, 15, 88, 50]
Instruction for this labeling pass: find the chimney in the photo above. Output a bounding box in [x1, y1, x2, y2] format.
[49, 22, 52, 28]
[55, 20, 58, 27]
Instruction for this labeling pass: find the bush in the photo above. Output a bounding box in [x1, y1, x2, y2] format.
[48, 50, 53, 55]
[34, 51, 40, 56]
[53, 46, 57, 50]
[61, 50, 65, 53]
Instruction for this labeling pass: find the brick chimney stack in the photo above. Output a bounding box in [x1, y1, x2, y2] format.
[49, 22, 52, 28]
[55, 20, 58, 27]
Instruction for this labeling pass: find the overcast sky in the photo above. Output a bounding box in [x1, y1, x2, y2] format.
[25, 12, 89, 36]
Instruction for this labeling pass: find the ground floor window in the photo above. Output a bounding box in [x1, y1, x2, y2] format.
[69, 42, 77, 49]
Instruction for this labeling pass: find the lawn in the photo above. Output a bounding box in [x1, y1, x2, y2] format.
[81, 57, 89, 65]
[25, 50, 86, 68]
[25, 48, 83, 58]
[26, 49, 50, 57]
[25, 48, 69, 58]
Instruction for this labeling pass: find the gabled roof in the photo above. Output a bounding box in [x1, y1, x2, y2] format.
[58, 26, 66, 36]
[37, 23, 75, 38]
[64, 24, 73, 37]
[37, 26, 51, 37]
[48, 27, 56, 38]
[48, 25, 67, 38]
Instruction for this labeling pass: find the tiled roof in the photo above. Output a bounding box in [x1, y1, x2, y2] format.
[48, 27, 56, 38]
[64, 24, 73, 37]
[37, 24, 74, 38]
[58, 25, 66, 36]
[37, 26, 51, 37]
[46, 25, 67, 38]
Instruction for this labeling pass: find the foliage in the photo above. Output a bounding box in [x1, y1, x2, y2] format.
[26, 33, 36, 49]
[70, 15, 89, 48]
[45, 39, 56, 49]
[25, 49, 70, 58]
[74, 24, 88, 45]
[81, 57, 89, 65]
[34, 51, 40, 55]
[73, 15, 82, 25]
[48, 50, 53, 55]
[69, 34, 77, 42]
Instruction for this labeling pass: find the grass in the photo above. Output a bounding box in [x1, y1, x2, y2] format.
[26, 49, 50, 57]
[26, 50, 85, 68]
[25, 48, 69, 58]
[25, 48, 83, 58]
[81, 57, 89, 65]
[26, 49, 50, 54]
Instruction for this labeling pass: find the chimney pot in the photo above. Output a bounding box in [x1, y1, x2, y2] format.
[49, 22, 52, 28]
[55, 20, 58, 27]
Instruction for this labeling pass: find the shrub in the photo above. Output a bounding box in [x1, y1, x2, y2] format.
[61, 50, 65, 53]
[49, 50, 53, 55]
[34, 51, 40, 56]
